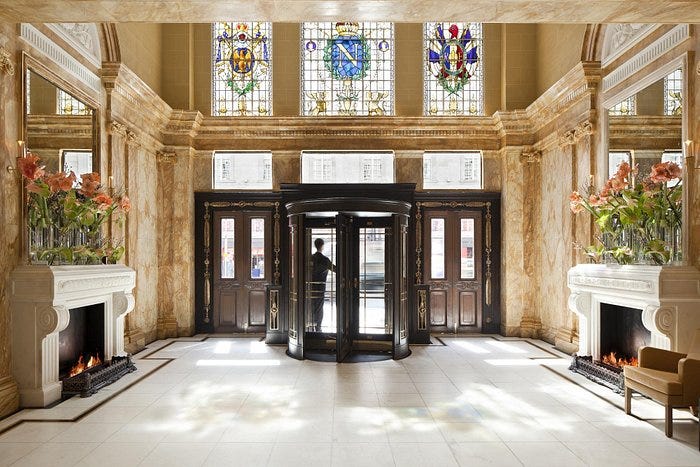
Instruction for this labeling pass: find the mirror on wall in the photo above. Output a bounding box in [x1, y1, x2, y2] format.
[603, 66, 684, 264]
[24, 69, 96, 176]
[607, 68, 683, 180]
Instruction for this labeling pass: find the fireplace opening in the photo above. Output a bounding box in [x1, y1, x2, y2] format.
[58, 304, 105, 380]
[600, 303, 650, 369]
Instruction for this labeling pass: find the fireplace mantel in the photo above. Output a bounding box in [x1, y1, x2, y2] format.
[568, 264, 700, 360]
[9, 265, 136, 407]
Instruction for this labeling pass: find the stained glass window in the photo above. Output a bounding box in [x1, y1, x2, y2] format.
[212, 22, 272, 116]
[424, 22, 483, 116]
[663, 68, 682, 116]
[57, 89, 90, 115]
[608, 96, 636, 116]
[213, 151, 273, 189]
[423, 151, 482, 189]
[301, 22, 394, 116]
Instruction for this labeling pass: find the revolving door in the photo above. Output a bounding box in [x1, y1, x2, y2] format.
[286, 198, 411, 361]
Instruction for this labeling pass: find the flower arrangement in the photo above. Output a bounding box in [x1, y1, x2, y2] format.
[17, 153, 130, 265]
[569, 160, 682, 265]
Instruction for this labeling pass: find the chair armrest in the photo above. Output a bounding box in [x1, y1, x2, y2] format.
[679, 358, 700, 400]
[638, 346, 686, 373]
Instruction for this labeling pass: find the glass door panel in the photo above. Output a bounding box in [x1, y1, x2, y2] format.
[250, 218, 265, 279]
[358, 227, 389, 334]
[460, 218, 475, 279]
[220, 218, 235, 279]
[304, 227, 337, 333]
[430, 218, 445, 279]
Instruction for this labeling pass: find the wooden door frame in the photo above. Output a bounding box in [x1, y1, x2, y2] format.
[194, 192, 281, 335]
[414, 193, 501, 334]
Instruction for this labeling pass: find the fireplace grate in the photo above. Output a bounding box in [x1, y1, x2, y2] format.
[569, 354, 625, 394]
[62, 355, 136, 398]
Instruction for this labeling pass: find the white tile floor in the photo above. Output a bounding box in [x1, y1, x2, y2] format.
[1, 336, 700, 466]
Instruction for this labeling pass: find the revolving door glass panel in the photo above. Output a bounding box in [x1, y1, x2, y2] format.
[305, 227, 337, 334]
[358, 227, 391, 335]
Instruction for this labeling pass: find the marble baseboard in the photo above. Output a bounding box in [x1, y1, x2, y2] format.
[0, 376, 19, 419]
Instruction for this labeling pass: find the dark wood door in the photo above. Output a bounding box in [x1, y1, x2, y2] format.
[212, 210, 272, 333]
[424, 210, 483, 333]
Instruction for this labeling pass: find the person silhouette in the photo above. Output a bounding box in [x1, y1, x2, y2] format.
[310, 238, 335, 331]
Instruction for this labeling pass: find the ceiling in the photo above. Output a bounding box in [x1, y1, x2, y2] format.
[0, 0, 698, 23]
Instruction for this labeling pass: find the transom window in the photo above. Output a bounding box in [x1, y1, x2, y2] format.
[301, 22, 394, 116]
[301, 151, 394, 183]
[212, 22, 272, 116]
[608, 95, 636, 116]
[213, 151, 273, 189]
[57, 89, 90, 115]
[424, 22, 483, 116]
[423, 151, 482, 189]
[663, 68, 682, 116]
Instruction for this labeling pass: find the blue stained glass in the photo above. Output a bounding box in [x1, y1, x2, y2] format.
[302, 22, 394, 116]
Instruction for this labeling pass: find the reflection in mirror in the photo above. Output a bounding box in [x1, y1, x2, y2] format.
[608, 68, 683, 180]
[604, 67, 684, 264]
[25, 69, 94, 174]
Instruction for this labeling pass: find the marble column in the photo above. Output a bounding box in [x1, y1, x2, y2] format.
[0, 35, 21, 417]
[519, 148, 543, 338]
[500, 147, 527, 336]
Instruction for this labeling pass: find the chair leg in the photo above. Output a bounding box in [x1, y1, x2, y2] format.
[624, 386, 632, 415]
[665, 404, 673, 438]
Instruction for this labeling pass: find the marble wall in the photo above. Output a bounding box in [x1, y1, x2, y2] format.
[0, 23, 22, 418]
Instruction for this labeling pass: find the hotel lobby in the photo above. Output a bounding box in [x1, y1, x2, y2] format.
[1, 1, 700, 465]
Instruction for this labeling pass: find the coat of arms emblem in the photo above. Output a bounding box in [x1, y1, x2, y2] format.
[427, 24, 479, 95]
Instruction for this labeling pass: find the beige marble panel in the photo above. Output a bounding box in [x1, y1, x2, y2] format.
[2, 1, 700, 23]
[537, 144, 573, 343]
[499, 148, 526, 336]
[0, 22, 22, 418]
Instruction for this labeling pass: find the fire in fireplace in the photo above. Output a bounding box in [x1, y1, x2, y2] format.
[69, 353, 102, 377]
[58, 304, 105, 380]
[570, 303, 649, 393]
[600, 303, 649, 366]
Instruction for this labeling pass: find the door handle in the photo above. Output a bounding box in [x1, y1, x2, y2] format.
[353, 278, 359, 289]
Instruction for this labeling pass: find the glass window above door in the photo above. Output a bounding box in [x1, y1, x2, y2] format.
[301, 151, 394, 183]
[423, 151, 482, 189]
[213, 151, 273, 190]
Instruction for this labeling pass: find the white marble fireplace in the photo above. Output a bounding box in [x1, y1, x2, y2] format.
[568, 264, 700, 361]
[9, 265, 136, 407]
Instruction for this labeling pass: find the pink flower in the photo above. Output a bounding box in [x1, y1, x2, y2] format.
[119, 195, 131, 213]
[79, 173, 101, 197]
[46, 171, 76, 193]
[92, 193, 113, 211]
[16, 153, 45, 180]
[588, 194, 606, 207]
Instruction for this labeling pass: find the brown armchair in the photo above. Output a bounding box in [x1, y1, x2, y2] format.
[623, 330, 700, 438]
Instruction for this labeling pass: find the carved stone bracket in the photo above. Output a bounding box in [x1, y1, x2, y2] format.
[519, 148, 542, 164]
[642, 304, 675, 349]
[0, 47, 15, 76]
[156, 151, 177, 164]
[558, 121, 594, 148]
[110, 120, 128, 137]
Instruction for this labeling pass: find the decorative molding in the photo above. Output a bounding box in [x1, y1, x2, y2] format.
[417, 288, 427, 331]
[559, 121, 594, 148]
[568, 274, 652, 292]
[601, 24, 656, 67]
[47, 23, 101, 67]
[0, 47, 15, 75]
[603, 24, 690, 93]
[110, 121, 128, 137]
[20, 23, 101, 93]
[156, 151, 177, 164]
[268, 288, 279, 331]
[57, 275, 134, 293]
